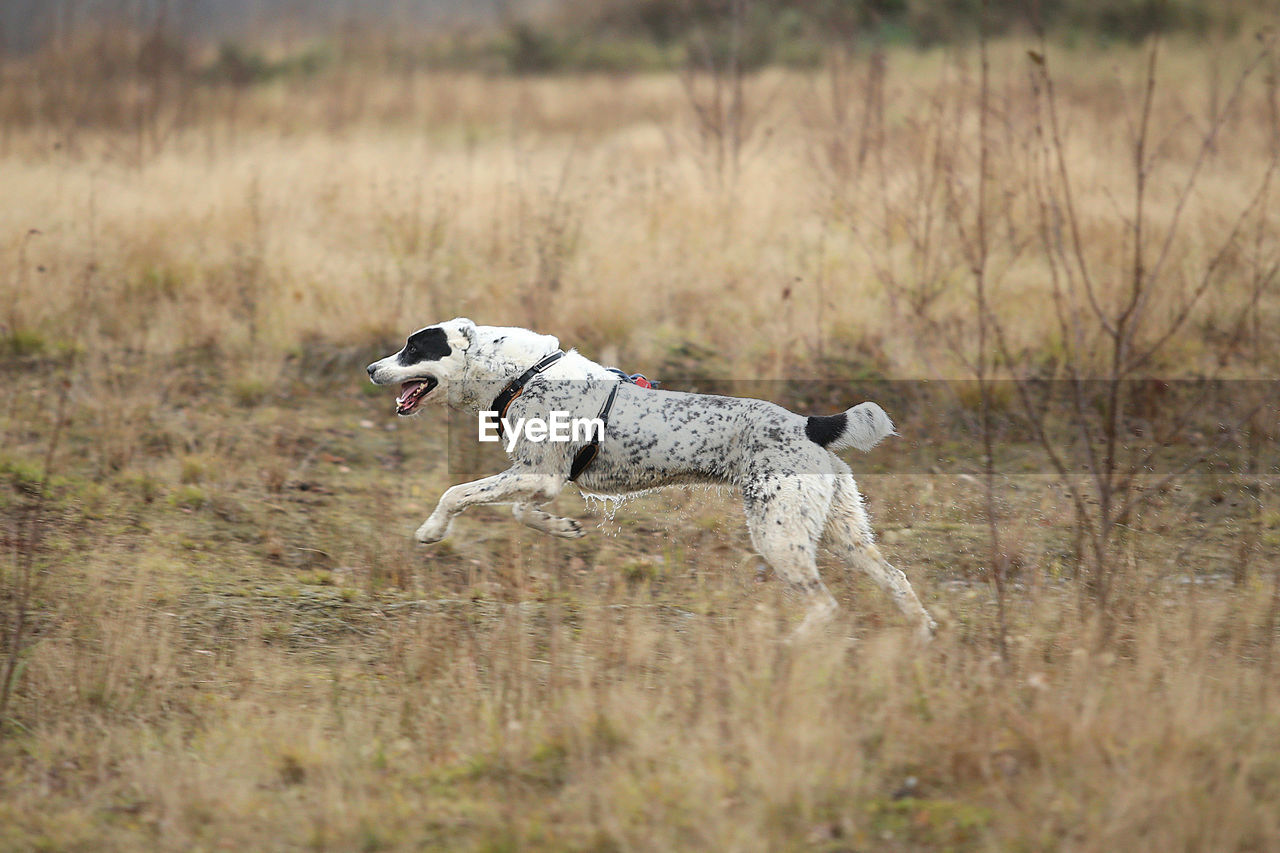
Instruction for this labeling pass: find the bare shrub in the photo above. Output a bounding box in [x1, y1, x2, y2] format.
[843, 30, 1280, 644]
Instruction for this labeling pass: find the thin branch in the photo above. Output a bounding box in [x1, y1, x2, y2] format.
[1032, 41, 1117, 338]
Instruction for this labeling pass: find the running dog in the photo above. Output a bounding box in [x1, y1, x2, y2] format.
[366, 318, 936, 639]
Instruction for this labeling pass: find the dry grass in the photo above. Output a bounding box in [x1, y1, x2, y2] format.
[5, 40, 1276, 377]
[2, 34, 1280, 851]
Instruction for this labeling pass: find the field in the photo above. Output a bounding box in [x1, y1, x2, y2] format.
[3, 29, 1280, 851]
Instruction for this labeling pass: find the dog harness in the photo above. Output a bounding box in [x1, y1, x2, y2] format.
[490, 350, 567, 438]
[489, 352, 654, 483]
[568, 381, 619, 482]
[605, 367, 656, 389]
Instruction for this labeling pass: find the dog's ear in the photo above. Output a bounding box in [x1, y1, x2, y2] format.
[447, 317, 477, 351]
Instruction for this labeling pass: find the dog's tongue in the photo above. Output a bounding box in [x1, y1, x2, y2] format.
[395, 378, 438, 414]
[396, 381, 425, 406]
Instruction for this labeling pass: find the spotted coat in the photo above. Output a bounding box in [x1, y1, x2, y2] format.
[366, 318, 936, 640]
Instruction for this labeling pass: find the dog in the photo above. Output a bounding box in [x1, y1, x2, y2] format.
[366, 318, 936, 640]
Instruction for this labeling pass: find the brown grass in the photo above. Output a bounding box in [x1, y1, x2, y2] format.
[2, 34, 1279, 851]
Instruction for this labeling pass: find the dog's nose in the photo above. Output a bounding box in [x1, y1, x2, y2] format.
[366, 363, 377, 378]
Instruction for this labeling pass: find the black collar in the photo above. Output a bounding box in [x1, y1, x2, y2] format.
[489, 350, 566, 436]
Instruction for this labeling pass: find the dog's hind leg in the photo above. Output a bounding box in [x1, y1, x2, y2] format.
[416, 469, 563, 544]
[512, 503, 585, 539]
[823, 471, 936, 642]
[743, 475, 839, 637]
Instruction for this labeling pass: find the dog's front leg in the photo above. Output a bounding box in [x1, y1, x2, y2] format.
[511, 503, 585, 539]
[415, 470, 563, 543]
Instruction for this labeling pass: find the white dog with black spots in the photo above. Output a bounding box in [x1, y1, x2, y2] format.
[366, 318, 936, 640]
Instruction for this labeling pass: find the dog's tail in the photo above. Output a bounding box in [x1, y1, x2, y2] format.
[805, 402, 895, 452]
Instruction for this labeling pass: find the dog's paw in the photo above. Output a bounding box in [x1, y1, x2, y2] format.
[414, 517, 450, 544]
[551, 518, 586, 540]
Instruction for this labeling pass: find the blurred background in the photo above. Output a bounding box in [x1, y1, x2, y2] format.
[3, 0, 1278, 377]
[1, 0, 1271, 60]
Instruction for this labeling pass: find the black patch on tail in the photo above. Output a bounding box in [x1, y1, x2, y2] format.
[805, 412, 847, 447]
[399, 327, 451, 365]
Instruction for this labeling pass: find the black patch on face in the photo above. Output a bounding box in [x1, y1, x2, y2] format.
[805, 412, 847, 447]
[398, 327, 451, 366]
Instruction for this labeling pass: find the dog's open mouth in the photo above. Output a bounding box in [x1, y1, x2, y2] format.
[395, 377, 438, 415]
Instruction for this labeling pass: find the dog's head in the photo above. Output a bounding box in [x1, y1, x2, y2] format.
[366, 318, 476, 415]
